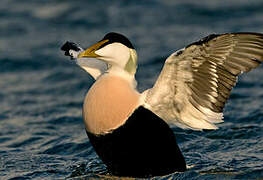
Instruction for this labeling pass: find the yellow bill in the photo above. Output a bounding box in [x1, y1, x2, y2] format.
[78, 39, 109, 58]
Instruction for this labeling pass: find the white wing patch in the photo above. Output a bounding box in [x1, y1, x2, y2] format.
[143, 33, 263, 130]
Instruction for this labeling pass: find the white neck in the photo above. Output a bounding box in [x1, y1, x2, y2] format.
[106, 65, 137, 89]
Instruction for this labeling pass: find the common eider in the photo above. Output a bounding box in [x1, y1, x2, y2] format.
[61, 32, 263, 178]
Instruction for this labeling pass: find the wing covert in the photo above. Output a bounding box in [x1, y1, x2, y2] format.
[143, 33, 263, 130]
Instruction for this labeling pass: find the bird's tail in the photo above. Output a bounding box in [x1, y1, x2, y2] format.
[61, 41, 83, 59]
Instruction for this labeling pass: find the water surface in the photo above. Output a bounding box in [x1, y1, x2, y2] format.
[1, 0, 263, 179]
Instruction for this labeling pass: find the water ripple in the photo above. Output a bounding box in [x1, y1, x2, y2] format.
[1, 0, 263, 179]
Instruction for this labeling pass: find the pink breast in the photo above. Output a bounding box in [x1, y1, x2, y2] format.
[83, 75, 140, 134]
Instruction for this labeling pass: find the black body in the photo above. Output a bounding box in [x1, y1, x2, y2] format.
[87, 106, 186, 178]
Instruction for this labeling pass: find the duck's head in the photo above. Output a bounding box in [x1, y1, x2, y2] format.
[78, 32, 138, 75]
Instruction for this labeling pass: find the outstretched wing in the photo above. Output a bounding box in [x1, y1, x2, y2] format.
[143, 33, 263, 130]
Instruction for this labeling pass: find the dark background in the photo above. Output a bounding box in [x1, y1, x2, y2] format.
[1, 0, 263, 179]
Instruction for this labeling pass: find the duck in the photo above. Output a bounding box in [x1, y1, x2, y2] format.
[61, 32, 263, 178]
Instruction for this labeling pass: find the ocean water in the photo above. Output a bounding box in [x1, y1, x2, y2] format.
[1, 0, 263, 179]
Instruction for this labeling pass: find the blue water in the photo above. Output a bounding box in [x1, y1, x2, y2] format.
[1, 0, 263, 179]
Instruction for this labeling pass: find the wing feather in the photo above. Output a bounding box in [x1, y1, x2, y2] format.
[143, 33, 263, 130]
